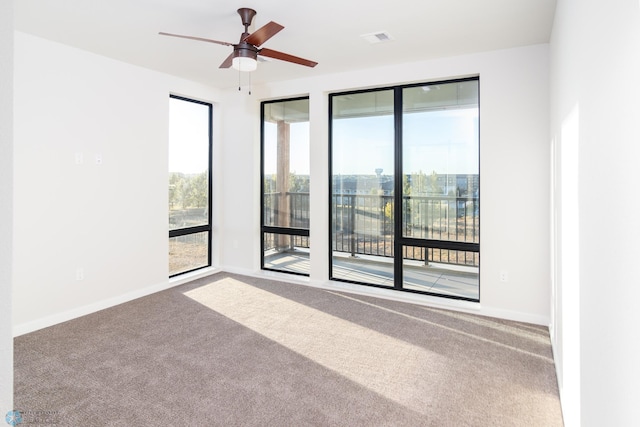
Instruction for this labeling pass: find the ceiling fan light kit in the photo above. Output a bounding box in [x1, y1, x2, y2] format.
[232, 56, 258, 72]
[159, 7, 317, 73]
[232, 43, 258, 72]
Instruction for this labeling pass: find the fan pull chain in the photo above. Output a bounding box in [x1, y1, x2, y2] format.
[236, 69, 252, 95]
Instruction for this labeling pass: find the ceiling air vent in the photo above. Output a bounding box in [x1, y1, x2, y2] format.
[360, 31, 394, 44]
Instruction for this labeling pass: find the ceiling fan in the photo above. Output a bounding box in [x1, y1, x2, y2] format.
[159, 7, 318, 72]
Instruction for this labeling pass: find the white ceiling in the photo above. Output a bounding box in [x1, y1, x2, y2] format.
[15, 0, 557, 90]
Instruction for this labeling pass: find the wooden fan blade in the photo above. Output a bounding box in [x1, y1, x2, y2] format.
[159, 32, 234, 47]
[243, 22, 284, 47]
[219, 52, 234, 68]
[259, 48, 318, 68]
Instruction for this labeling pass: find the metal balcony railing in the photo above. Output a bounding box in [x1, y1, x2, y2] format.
[264, 192, 479, 267]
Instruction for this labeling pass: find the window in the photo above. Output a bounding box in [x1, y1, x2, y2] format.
[261, 97, 310, 275]
[168, 95, 212, 276]
[330, 78, 480, 301]
[330, 89, 395, 286]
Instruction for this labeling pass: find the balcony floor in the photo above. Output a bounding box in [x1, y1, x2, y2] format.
[264, 250, 479, 300]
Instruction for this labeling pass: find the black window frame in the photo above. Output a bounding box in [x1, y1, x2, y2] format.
[260, 96, 311, 277]
[328, 77, 480, 302]
[168, 94, 213, 278]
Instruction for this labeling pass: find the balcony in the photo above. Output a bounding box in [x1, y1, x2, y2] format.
[264, 192, 480, 300]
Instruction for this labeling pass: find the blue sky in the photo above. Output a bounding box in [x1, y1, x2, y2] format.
[172, 97, 479, 177]
[332, 107, 479, 176]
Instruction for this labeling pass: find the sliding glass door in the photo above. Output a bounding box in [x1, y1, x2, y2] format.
[330, 78, 480, 301]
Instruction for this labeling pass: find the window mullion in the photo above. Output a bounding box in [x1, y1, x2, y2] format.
[393, 87, 403, 289]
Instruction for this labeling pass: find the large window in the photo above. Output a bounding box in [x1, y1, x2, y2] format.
[330, 90, 396, 286]
[330, 78, 480, 301]
[261, 97, 310, 275]
[168, 95, 212, 276]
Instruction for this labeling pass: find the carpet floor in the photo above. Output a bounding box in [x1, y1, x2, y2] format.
[14, 272, 563, 426]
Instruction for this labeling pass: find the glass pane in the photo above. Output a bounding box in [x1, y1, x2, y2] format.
[331, 90, 395, 285]
[402, 81, 479, 243]
[169, 98, 210, 231]
[332, 251, 394, 287]
[402, 245, 479, 300]
[402, 80, 479, 300]
[263, 232, 309, 275]
[263, 99, 310, 228]
[169, 232, 209, 276]
[401, 194, 479, 242]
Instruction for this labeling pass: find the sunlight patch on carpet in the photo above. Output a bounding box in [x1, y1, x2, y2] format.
[184, 277, 447, 414]
[327, 291, 554, 363]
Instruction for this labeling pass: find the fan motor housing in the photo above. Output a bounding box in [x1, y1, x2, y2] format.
[234, 41, 258, 60]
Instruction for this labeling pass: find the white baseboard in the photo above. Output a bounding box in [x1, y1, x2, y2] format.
[169, 266, 220, 286]
[478, 307, 549, 326]
[220, 267, 549, 326]
[14, 265, 548, 337]
[14, 279, 182, 337]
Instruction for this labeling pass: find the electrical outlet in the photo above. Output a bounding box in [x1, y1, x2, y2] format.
[499, 270, 509, 282]
[76, 268, 84, 281]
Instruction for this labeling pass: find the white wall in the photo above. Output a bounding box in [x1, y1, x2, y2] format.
[219, 44, 552, 325]
[13, 32, 220, 334]
[0, 0, 14, 413]
[14, 32, 552, 333]
[14, 21, 590, 423]
[550, 0, 640, 425]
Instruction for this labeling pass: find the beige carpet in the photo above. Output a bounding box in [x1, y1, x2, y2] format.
[14, 272, 563, 426]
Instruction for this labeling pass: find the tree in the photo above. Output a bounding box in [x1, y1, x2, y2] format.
[428, 170, 442, 195]
[169, 171, 207, 210]
[169, 172, 185, 209]
[289, 173, 309, 193]
[384, 201, 394, 221]
[188, 172, 208, 208]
